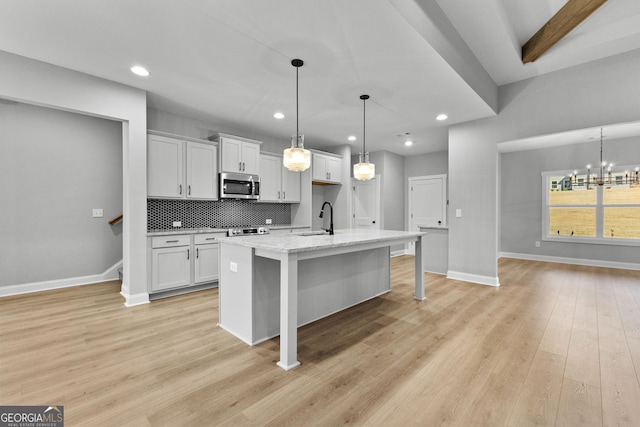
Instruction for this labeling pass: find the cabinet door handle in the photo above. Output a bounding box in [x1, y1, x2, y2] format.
[205, 237, 216, 241]
[187, 249, 190, 260]
[277, 191, 280, 199]
[166, 240, 179, 243]
[179, 184, 182, 195]
[239, 161, 242, 171]
[242, 162, 245, 171]
[196, 248, 199, 258]
[188, 185, 191, 195]
[283, 191, 286, 200]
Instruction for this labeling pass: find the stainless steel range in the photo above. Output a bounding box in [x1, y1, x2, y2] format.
[227, 226, 269, 237]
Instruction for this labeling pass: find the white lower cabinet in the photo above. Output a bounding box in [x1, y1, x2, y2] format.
[151, 246, 191, 291]
[149, 232, 225, 294]
[194, 234, 220, 284]
[150, 236, 191, 292]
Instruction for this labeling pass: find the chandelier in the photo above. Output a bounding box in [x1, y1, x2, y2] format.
[580, 127, 638, 188]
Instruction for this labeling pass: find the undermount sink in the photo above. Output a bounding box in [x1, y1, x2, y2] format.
[295, 231, 330, 236]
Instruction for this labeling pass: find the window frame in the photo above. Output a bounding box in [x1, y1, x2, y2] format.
[542, 168, 640, 247]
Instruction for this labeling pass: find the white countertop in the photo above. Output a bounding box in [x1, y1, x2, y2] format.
[216, 229, 426, 254]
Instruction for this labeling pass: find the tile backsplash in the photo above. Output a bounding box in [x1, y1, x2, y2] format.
[148, 199, 291, 231]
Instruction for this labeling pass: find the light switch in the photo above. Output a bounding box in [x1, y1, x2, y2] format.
[92, 209, 103, 218]
[230, 262, 238, 273]
[455, 209, 462, 218]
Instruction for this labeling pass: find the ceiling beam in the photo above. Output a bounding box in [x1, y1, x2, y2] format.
[522, 0, 608, 64]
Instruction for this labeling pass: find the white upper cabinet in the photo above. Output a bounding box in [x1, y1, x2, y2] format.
[281, 163, 301, 202]
[185, 141, 217, 199]
[259, 154, 281, 202]
[219, 136, 261, 175]
[312, 151, 342, 184]
[259, 153, 300, 203]
[148, 134, 184, 198]
[148, 133, 217, 200]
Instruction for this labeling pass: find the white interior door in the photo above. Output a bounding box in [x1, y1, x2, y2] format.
[352, 177, 380, 230]
[408, 175, 447, 254]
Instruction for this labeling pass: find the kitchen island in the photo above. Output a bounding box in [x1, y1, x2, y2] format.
[217, 229, 426, 370]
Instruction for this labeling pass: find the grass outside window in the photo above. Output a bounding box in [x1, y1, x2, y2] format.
[543, 170, 640, 245]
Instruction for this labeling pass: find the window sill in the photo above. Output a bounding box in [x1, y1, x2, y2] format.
[542, 236, 640, 247]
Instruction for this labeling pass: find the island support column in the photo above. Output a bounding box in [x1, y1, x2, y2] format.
[414, 235, 425, 300]
[277, 252, 301, 370]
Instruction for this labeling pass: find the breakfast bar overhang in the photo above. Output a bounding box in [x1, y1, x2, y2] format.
[217, 229, 426, 370]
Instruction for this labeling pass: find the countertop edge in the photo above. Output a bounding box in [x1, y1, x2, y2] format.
[217, 229, 426, 254]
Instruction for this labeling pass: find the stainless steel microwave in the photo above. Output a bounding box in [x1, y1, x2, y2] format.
[219, 172, 260, 200]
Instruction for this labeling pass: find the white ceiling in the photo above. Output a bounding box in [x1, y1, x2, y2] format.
[1, 0, 640, 155]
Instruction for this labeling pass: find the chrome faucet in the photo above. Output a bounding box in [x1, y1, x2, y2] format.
[319, 201, 334, 235]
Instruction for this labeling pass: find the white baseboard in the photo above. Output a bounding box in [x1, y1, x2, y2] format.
[498, 252, 640, 271]
[391, 249, 409, 257]
[102, 259, 123, 280]
[121, 291, 150, 307]
[0, 260, 124, 298]
[447, 270, 500, 287]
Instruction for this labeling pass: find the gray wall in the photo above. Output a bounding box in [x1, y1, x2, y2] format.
[381, 151, 405, 232]
[147, 107, 290, 154]
[501, 138, 640, 263]
[449, 49, 640, 281]
[0, 102, 123, 287]
[404, 150, 448, 178]
[449, 122, 499, 279]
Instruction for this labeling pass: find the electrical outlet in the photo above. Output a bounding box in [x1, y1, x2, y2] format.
[230, 262, 238, 273]
[535, 241, 541, 247]
[172, 221, 182, 227]
[92, 209, 103, 218]
[266, 218, 273, 225]
[455, 209, 462, 218]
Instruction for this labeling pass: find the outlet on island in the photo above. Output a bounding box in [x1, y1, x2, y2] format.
[266, 219, 272, 225]
[172, 221, 182, 227]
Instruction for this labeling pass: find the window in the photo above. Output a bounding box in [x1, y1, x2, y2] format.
[543, 167, 640, 245]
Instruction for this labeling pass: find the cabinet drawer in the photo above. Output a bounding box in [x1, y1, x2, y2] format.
[151, 235, 190, 248]
[194, 233, 226, 245]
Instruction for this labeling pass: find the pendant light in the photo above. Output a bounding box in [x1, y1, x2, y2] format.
[283, 59, 311, 172]
[353, 94, 375, 180]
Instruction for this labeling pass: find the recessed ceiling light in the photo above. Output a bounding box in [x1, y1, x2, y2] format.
[348, 135, 357, 141]
[274, 112, 285, 119]
[405, 140, 413, 147]
[436, 114, 448, 121]
[130, 66, 149, 77]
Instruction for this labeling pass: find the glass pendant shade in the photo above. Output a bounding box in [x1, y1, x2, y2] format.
[353, 94, 375, 181]
[284, 58, 310, 172]
[283, 134, 310, 171]
[353, 152, 375, 181]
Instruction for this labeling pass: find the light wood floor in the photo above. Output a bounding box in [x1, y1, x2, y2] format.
[2, 256, 640, 426]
